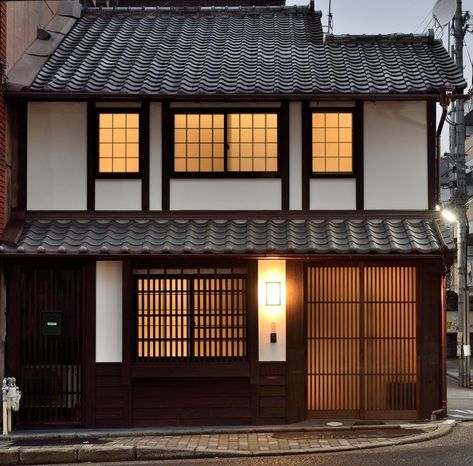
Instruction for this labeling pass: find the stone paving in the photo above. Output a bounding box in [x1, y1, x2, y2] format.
[0, 423, 454, 464]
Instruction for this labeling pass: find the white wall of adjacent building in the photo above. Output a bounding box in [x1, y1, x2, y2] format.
[27, 102, 87, 210]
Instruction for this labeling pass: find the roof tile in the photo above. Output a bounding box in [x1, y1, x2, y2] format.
[0, 217, 454, 256]
[27, 6, 465, 95]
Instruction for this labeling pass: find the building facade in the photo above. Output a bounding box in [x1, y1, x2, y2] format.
[1, 3, 465, 428]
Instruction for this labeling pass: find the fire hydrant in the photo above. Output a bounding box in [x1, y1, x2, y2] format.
[2, 378, 21, 435]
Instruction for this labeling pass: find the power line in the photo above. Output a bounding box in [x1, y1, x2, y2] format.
[415, 8, 433, 33]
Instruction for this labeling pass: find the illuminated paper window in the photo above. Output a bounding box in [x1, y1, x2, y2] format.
[312, 112, 353, 174]
[98, 113, 140, 173]
[173, 112, 278, 173]
[135, 268, 248, 361]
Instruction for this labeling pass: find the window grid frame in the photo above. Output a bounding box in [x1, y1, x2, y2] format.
[170, 108, 282, 178]
[95, 107, 144, 179]
[309, 108, 357, 179]
[133, 268, 249, 363]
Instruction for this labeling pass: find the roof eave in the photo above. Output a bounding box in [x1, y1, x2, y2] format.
[4, 90, 464, 102]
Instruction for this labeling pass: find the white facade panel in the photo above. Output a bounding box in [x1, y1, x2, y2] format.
[149, 102, 162, 210]
[258, 260, 286, 362]
[364, 101, 428, 209]
[95, 179, 142, 210]
[96, 261, 122, 363]
[27, 102, 87, 210]
[310, 179, 357, 210]
[170, 179, 281, 210]
[289, 102, 302, 210]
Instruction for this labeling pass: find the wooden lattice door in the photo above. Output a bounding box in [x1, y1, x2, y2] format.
[9, 263, 85, 427]
[306, 264, 418, 419]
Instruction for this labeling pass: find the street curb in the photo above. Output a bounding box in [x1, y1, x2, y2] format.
[0, 422, 456, 464]
[0, 422, 428, 442]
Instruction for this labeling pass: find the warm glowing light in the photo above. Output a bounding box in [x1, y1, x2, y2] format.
[441, 208, 458, 223]
[265, 281, 281, 306]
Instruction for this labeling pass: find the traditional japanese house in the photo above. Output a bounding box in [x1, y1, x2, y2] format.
[0, 1, 465, 428]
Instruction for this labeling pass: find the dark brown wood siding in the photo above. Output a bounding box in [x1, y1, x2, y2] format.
[95, 364, 127, 428]
[256, 362, 286, 424]
[419, 261, 443, 418]
[131, 378, 252, 426]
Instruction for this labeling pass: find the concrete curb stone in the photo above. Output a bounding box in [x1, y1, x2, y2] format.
[77, 445, 135, 463]
[19, 447, 77, 465]
[0, 448, 18, 465]
[135, 447, 194, 461]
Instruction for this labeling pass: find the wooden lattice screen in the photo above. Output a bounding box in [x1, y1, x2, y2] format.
[134, 267, 248, 362]
[15, 264, 84, 426]
[307, 265, 417, 418]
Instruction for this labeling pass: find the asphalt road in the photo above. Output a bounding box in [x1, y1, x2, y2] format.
[62, 421, 473, 466]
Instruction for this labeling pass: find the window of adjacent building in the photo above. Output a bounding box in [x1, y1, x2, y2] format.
[134, 268, 248, 362]
[98, 112, 140, 173]
[312, 111, 353, 174]
[173, 112, 278, 173]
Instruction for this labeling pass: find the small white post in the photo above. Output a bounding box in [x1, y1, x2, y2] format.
[2, 398, 7, 435]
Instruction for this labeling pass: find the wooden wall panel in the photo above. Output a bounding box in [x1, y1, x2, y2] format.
[95, 364, 127, 428]
[285, 260, 305, 422]
[419, 261, 443, 419]
[131, 378, 251, 426]
[256, 362, 286, 424]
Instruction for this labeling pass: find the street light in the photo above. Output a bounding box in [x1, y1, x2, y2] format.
[441, 207, 471, 387]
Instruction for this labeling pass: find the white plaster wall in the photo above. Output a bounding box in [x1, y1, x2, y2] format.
[95, 179, 142, 210]
[149, 102, 162, 210]
[27, 102, 87, 210]
[170, 179, 281, 210]
[364, 101, 428, 209]
[96, 261, 122, 363]
[258, 260, 286, 362]
[289, 102, 302, 210]
[310, 179, 357, 210]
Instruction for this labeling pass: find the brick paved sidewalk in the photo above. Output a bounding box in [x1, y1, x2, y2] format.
[0, 421, 455, 465]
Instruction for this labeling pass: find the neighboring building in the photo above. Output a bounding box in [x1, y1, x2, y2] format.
[0, 0, 81, 383]
[0, 2, 465, 428]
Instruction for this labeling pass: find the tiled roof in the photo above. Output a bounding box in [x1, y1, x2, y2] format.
[26, 5, 465, 95]
[0, 216, 454, 256]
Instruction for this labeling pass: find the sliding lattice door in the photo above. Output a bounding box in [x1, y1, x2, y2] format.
[307, 265, 417, 419]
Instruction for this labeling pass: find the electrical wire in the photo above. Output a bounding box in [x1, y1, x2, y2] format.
[464, 39, 473, 80]
[423, 18, 436, 35]
[415, 8, 433, 33]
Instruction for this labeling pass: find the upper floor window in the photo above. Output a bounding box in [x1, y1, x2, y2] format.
[311, 111, 353, 174]
[172, 111, 279, 175]
[98, 111, 140, 174]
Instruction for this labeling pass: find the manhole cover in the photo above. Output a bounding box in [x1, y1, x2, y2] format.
[272, 428, 425, 440]
[9, 437, 111, 447]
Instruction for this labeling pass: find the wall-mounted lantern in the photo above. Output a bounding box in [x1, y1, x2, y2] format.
[265, 281, 281, 306]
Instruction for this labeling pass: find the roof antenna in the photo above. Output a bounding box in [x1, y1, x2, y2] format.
[327, 0, 333, 34]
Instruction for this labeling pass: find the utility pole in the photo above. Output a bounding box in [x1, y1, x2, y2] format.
[453, 0, 470, 388]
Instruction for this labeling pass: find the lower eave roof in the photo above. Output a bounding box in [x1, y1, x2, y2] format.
[0, 213, 454, 257]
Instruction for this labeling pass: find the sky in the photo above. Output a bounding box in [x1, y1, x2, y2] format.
[287, 0, 473, 89]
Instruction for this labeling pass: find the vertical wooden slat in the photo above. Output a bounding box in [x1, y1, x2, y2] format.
[307, 263, 417, 419]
